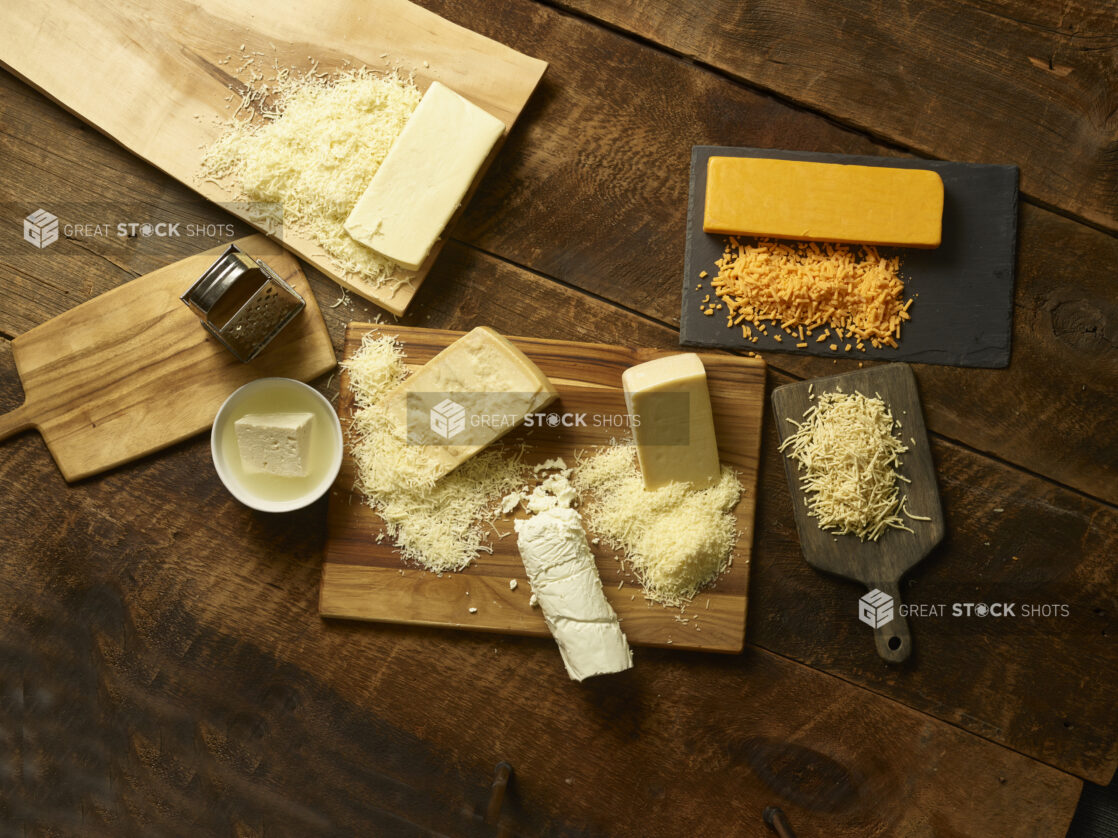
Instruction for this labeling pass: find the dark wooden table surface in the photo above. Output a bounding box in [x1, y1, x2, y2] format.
[2, 1, 1116, 835]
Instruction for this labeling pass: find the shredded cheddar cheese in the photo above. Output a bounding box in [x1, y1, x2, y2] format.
[710, 239, 911, 349]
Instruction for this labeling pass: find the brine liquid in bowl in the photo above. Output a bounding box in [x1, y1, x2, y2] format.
[212, 378, 342, 512]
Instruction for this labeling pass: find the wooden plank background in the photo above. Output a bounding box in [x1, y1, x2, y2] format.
[1, 0, 1116, 835]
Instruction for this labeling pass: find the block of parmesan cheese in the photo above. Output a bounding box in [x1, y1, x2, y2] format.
[703, 157, 944, 248]
[344, 81, 505, 270]
[623, 354, 721, 490]
[381, 326, 558, 482]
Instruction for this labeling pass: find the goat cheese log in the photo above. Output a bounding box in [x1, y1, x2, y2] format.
[515, 507, 633, 681]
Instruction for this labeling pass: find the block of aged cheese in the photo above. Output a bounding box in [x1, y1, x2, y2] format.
[703, 157, 944, 248]
[515, 506, 632, 681]
[381, 326, 558, 482]
[623, 354, 721, 490]
[234, 412, 314, 477]
[344, 81, 505, 270]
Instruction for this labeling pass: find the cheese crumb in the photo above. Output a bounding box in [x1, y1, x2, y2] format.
[509, 579, 518, 591]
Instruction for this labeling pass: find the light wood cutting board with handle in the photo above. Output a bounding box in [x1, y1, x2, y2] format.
[321, 325, 766, 654]
[0, 0, 547, 316]
[0, 236, 336, 481]
[771, 364, 945, 663]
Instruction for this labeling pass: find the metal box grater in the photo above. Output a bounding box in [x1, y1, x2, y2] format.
[180, 244, 305, 363]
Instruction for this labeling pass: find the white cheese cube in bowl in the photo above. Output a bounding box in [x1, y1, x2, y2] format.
[234, 412, 314, 477]
[211, 378, 342, 512]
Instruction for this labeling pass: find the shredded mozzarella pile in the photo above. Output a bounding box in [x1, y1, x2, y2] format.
[779, 389, 914, 541]
[342, 333, 523, 573]
[573, 445, 742, 607]
[200, 68, 421, 293]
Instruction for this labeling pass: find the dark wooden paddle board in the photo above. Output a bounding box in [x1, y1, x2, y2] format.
[682, 146, 1019, 368]
[771, 364, 944, 663]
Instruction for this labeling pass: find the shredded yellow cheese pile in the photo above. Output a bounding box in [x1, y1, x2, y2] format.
[343, 333, 523, 573]
[200, 68, 421, 293]
[572, 445, 742, 607]
[779, 390, 915, 541]
[709, 239, 912, 349]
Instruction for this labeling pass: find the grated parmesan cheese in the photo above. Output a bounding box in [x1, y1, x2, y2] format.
[779, 390, 916, 541]
[572, 445, 742, 607]
[342, 332, 524, 572]
[200, 68, 422, 293]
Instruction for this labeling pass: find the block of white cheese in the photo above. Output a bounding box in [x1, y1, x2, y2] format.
[344, 81, 505, 270]
[515, 506, 632, 682]
[381, 326, 558, 482]
[622, 354, 721, 490]
[234, 412, 314, 477]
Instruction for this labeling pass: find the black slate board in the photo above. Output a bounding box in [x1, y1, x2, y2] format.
[771, 364, 945, 663]
[681, 147, 1019, 368]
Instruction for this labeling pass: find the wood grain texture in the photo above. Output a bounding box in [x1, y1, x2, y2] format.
[414, 0, 1118, 505]
[0, 426, 1083, 837]
[772, 364, 945, 663]
[321, 324, 765, 653]
[0, 0, 546, 315]
[0, 235, 335, 481]
[411, 246, 1118, 787]
[543, 0, 1118, 232]
[0, 0, 1114, 828]
[0, 64, 1113, 787]
[0, 237, 1104, 832]
[4, 0, 1116, 503]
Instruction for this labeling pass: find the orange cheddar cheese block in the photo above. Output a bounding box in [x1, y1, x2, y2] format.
[703, 157, 944, 248]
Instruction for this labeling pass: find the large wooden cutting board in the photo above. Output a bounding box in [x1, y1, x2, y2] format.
[321, 325, 766, 653]
[0, 0, 547, 316]
[0, 236, 336, 481]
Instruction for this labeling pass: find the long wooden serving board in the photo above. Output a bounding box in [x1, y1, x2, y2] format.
[321, 325, 766, 653]
[0, 0, 547, 316]
[0, 236, 335, 481]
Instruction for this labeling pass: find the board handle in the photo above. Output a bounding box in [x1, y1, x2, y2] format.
[869, 579, 912, 664]
[0, 403, 34, 442]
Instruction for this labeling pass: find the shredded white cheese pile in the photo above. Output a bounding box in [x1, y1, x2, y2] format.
[200, 68, 421, 292]
[779, 389, 916, 541]
[572, 445, 742, 607]
[342, 333, 523, 573]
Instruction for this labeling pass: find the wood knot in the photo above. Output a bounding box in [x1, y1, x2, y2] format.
[1049, 297, 1113, 353]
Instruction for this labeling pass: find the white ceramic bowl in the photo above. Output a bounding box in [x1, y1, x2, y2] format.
[211, 377, 343, 513]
